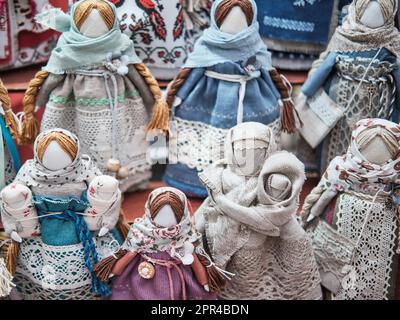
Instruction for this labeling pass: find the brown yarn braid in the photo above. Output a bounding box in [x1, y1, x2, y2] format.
[166, 67, 193, 107]
[0, 79, 18, 138]
[269, 68, 300, 134]
[215, 0, 254, 28]
[5, 241, 20, 276]
[134, 63, 169, 134]
[20, 70, 49, 145]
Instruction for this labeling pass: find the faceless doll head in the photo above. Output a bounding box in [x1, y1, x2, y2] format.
[265, 173, 292, 201]
[226, 122, 277, 177]
[36, 131, 78, 171]
[74, 0, 115, 37]
[150, 191, 185, 228]
[215, 0, 254, 34]
[355, 0, 397, 28]
[355, 125, 398, 165]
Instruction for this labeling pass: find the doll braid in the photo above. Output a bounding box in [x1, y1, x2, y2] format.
[20, 70, 49, 145]
[269, 68, 301, 134]
[0, 79, 18, 138]
[116, 209, 130, 241]
[134, 63, 169, 134]
[166, 67, 192, 107]
[5, 241, 20, 277]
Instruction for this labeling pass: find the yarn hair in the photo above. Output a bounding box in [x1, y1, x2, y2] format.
[215, 0, 254, 28]
[150, 191, 185, 223]
[74, 0, 115, 30]
[36, 131, 78, 162]
[0, 78, 18, 138]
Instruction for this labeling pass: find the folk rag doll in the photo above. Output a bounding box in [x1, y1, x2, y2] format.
[0, 79, 21, 190]
[302, 118, 400, 300]
[94, 187, 224, 300]
[146, 0, 298, 198]
[298, 0, 400, 173]
[115, 0, 211, 80]
[0, 128, 129, 300]
[195, 122, 322, 300]
[19, 0, 168, 192]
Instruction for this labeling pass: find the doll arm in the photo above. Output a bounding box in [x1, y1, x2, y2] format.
[191, 252, 210, 291]
[211, 191, 280, 236]
[111, 251, 137, 277]
[0, 183, 39, 242]
[301, 51, 338, 97]
[35, 74, 66, 108]
[194, 198, 213, 233]
[85, 175, 121, 235]
[127, 65, 155, 111]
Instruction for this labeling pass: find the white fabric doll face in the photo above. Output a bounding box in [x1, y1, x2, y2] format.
[265, 174, 292, 201]
[41, 141, 73, 171]
[358, 135, 394, 165]
[359, 1, 385, 28]
[355, 126, 398, 165]
[79, 9, 110, 38]
[232, 139, 268, 176]
[220, 6, 249, 34]
[153, 204, 178, 227]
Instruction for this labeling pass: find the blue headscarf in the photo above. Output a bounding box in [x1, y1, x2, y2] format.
[37, 0, 141, 74]
[184, 0, 272, 69]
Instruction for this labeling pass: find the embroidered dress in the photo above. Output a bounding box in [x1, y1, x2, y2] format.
[34, 1, 155, 192]
[164, 0, 286, 198]
[114, 0, 211, 80]
[195, 123, 322, 300]
[302, 119, 400, 300]
[110, 187, 217, 300]
[301, 1, 400, 173]
[0, 129, 123, 300]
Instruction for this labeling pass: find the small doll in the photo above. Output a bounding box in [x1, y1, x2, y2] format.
[302, 118, 400, 300]
[0, 128, 128, 300]
[19, 0, 168, 192]
[146, 0, 298, 198]
[0, 79, 21, 190]
[298, 0, 400, 173]
[195, 122, 322, 300]
[94, 187, 224, 300]
[115, 0, 211, 80]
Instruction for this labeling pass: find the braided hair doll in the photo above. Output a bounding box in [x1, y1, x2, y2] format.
[19, 0, 168, 192]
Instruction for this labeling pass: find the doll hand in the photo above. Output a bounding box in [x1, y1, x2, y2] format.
[1, 183, 32, 209]
[89, 175, 119, 201]
[10, 231, 22, 243]
[204, 284, 210, 292]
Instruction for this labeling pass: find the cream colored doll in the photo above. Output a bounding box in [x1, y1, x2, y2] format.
[18, 0, 168, 192]
[302, 118, 400, 300]
[195, 122, 322, 300]
[0, 128, 126, 300]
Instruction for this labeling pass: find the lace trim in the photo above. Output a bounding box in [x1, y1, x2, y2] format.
[15, 234, 119, 297]
[334, 193, 397, 300]
[169, 117, 281, 171]
[48, 90, 140, 106]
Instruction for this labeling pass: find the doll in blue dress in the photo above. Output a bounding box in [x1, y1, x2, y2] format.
[147, 0, 298, 197]
[299, 0, 400, 173]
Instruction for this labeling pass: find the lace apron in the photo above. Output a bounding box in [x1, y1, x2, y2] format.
[40, 67, 152, 192]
